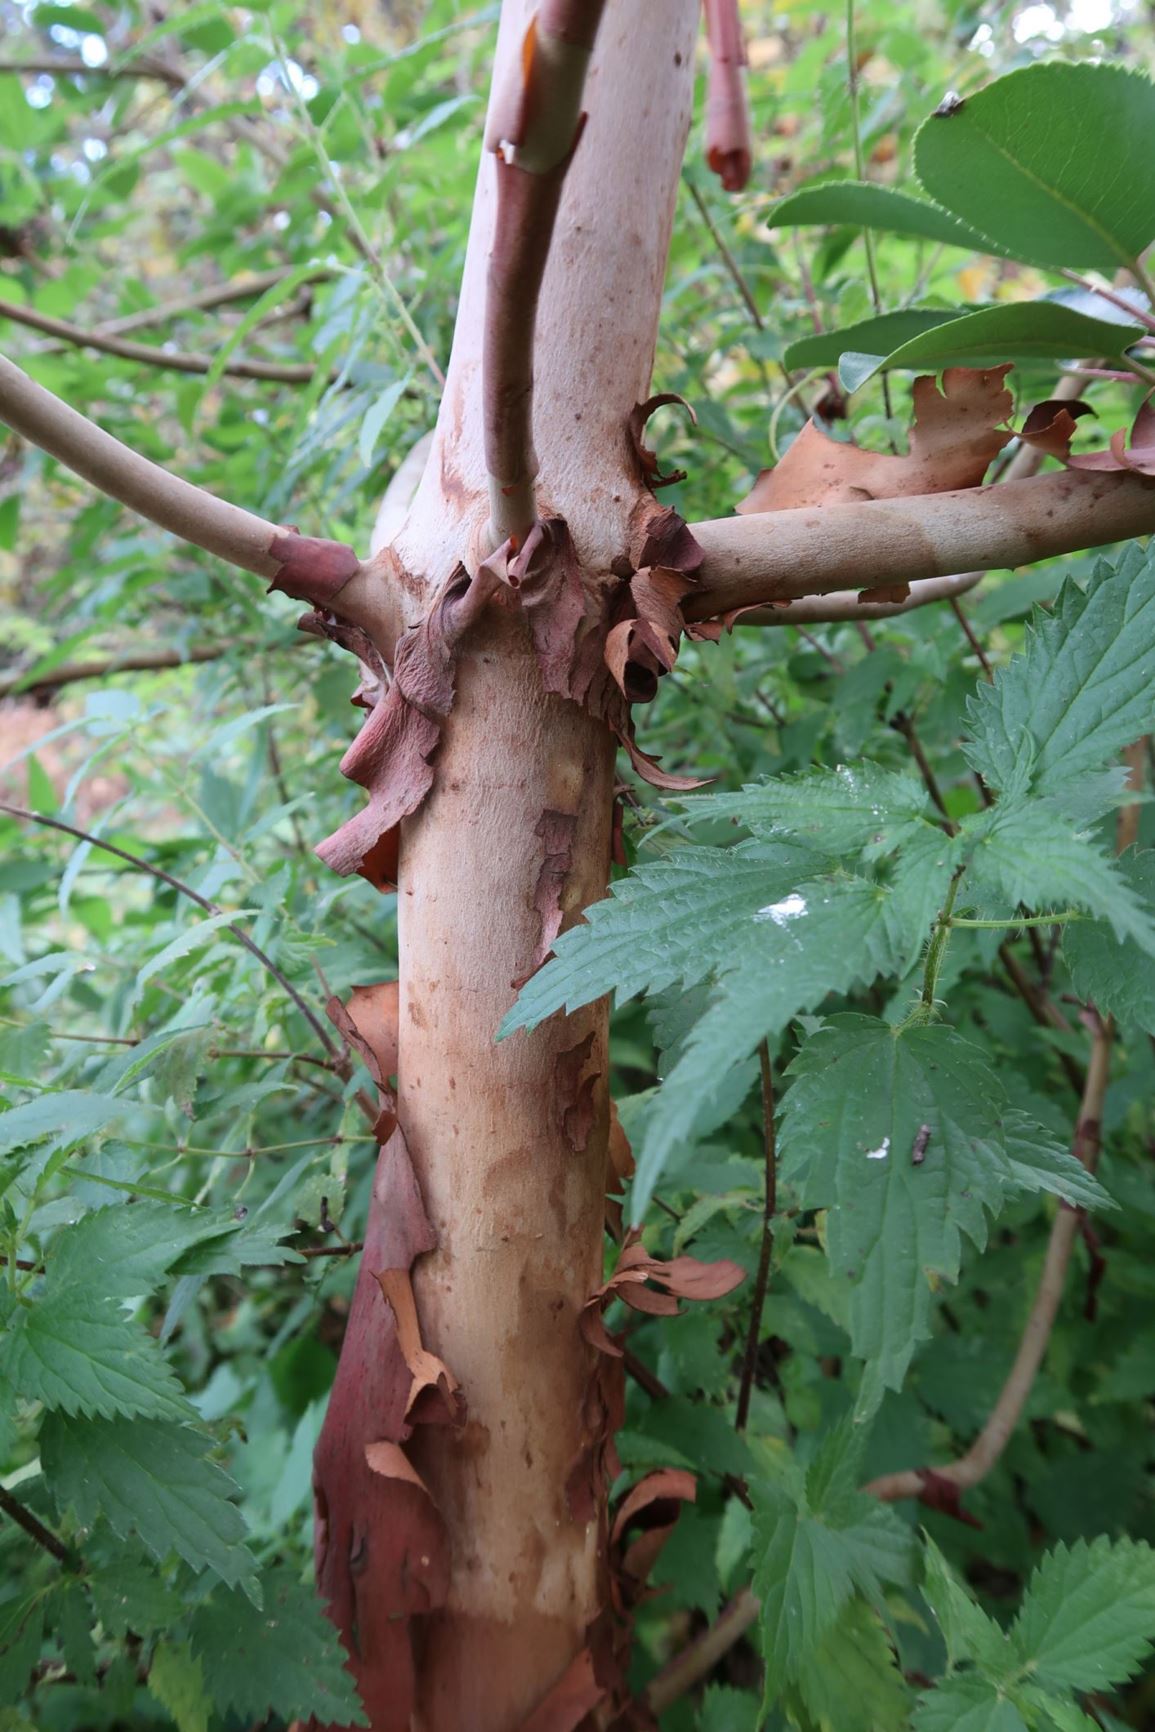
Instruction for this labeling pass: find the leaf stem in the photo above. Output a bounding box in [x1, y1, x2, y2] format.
[735, 1040, 777, 1433]
[0, 1485, 81, 1572]
[948, 911, 1083, 931]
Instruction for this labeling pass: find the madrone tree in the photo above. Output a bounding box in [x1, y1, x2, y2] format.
[6, 2, 1155, 1728]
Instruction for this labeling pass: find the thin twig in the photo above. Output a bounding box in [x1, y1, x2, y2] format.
[949, 596, 994, 680]
[58, 266, 334, 340]
[0, 53, 186, 88]
[0, 1485, 80, 1570]
[735, 1041, 776, 1432]
[740, 569, 983, 628]
[0, 644, 233, 699]
[683, 177, 763, 331]
[866, 1011, 1113, 1508]
[645, 1588, 760, 1713]
[0, 801, 338, 1057]
[0, 297, 316, 382]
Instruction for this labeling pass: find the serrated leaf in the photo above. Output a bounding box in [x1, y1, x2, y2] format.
[47, 1200, 223, 1298]
[778, 1017, 1040, 1406]
[794, 1598, 911, 1732]
[1011, 1535, 1155, 1690]
[501, 841, 821, 1035]
[0, 1090, 129, 1156]
[913, 1677, 1028, 1732]
[699, 1684, 762, 1732]
[1064, 852, 1155, 1033]
[190, 1567, 366, 1724]
[961, 804, 1155, 956]
[921, 1534, 1011, 1676]
[3, 1291, 192, 1420]
[41, 1412, 255, 1589]
[148, 1640, 211, 1732]
[915, 61, 1155, 271]
[133, 909, 257, 1001]
[679, 763, 932, 859]
[770, 180, 1002, 253]
[630, 876, 917, 1221]
[965, 547, 1155, 806]
[1001, 1112, 1114, 1212]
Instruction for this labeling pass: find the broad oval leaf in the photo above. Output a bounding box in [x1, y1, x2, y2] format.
[770, 180, 1006, 254]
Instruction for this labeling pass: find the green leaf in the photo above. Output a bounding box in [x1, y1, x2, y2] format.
[191, 1566, 367, 1725]
[133, 908, 256, 1002]
[960, 805, 1155, 956]
[1064, 852, 1155, 1033]
[1001, 1112, 1114, 1213]
[1011, 1535, 1155, 1690]
[783, 307, 964, 374]
[966, 547, 1155, 806]
[47, 1200, 222, 1298]
[3, 1292, 192, 1421]
[0, 1090, 128, 1156]
[148, 1640, 211, 1732]
[851, 301, 1146, 386]
[913, 1677, 1029, 1732]
[770, 180, 1003, 253]
[501, 841, 821, 1035]
[921, 1534, 1011, 1676]
[630, 875, 918, 1221]
[793, 1598, 911, 1732]
[204, 265, 327, 392]
[778, 1017, 1049, 1405]
[358, 375, 410, 468]
[41, 1412, 255, 1589]
[678, 763, 933, 859]
[752, 1428, 912, 1712]
[915, 61, 1155, 272]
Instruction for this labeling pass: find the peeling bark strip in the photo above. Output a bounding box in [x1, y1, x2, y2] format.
[703, 0, 752, 192]
[579, 1231, 746, 1358]
[313, 562, 500, 889]
[515, 808, 579, 988]
[1023, 388, 1155, 474]
[267, 529, 364, 608]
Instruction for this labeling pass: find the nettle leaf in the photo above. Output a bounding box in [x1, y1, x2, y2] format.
[915, 61, 1155, 272]
[913, 1677, 1029, 1732]
[3, 1291, 192, 1421]
[501, 841, 822, 1034]
[752, 1423, 913, 1713]
[630, 875, 918, 1221]
[965, 546, 1155, 806]
[778, 1017, 1087, 1406]
[148, 1639, 212, 1732]
[46, 1200, 223, 1298]
[190, 1566, 367, 1725]
[1001, 1113, 1114, 1213]
[1010, 1536, 1155, 1691]
[960, 804, 1155, 956]
[792, 1597, 911, 1732]
[679, 763, 933, 858]
[770, 180, 1003, 253]
[922, 1535, 1012, 1677]
[0, 1090, 131, 1157]
[41, 1412, 255, 1589]
[1064, 852, 1155, 1033]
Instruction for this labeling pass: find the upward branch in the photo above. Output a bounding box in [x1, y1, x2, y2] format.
[482, 0, 608, 544]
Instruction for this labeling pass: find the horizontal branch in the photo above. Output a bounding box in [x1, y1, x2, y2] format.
[88, 266, 333, 338]
[0, 644, 234, 700]
[739, 568, 983, 626]
[0, 296, 315, 383]
[0, 53, 185, 88]
[685, 470, 1155, 620]
[0, 352, 345, 582]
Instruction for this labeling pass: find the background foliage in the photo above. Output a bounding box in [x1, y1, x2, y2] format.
[4, 0, 1155, 1727]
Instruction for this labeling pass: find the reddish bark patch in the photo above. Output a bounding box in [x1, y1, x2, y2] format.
[268, 530, 362, 608]
[516, 1646, 605, 1732]
[627, 394, 696, 490]
[514, 809, 579, 989]
[916, 1468, 983, 1528]
[703, 0, 752, 192]
[580, 1232, 746, 1357]
[326, 980, 399, 1142]
[556, 1031, 601, 1155]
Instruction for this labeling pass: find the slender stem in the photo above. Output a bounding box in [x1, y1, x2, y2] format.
[0, 354, 319, 581]
[0, 1485, 81, 1571]
[740, 570, 984, 628]
[0, 297, 316, 382]
[79, 266, 334, 339]
[0, 53, 185, 87]
[735, 1041, 776, 1432]
[0, 802, 338, 1057]
[949, 596, 994, 680]
[949, 912, 1082, 931]
[1056, 268, 1155, 335]
[866, 1014, 1113, 1506]
[645, 1588, 760, 1713]
[892, 712, 951, 824]
[121, 1134, 372, 1160]
[845, 0, 894, 429]
[913, 870, 963, 1019]
[0, 643, 237, 700]
[683, 176, 764, 331]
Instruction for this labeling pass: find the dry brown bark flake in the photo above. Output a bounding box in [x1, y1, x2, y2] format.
[514, 807, 580, 988]
[579, 1231, 746, 1357]
[1023, 390, 1155, 475]
[739, 364, 1016, 512]
[626, 394, 696, 489]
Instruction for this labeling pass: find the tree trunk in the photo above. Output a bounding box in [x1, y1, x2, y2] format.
[312, 2, 699, 1725]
